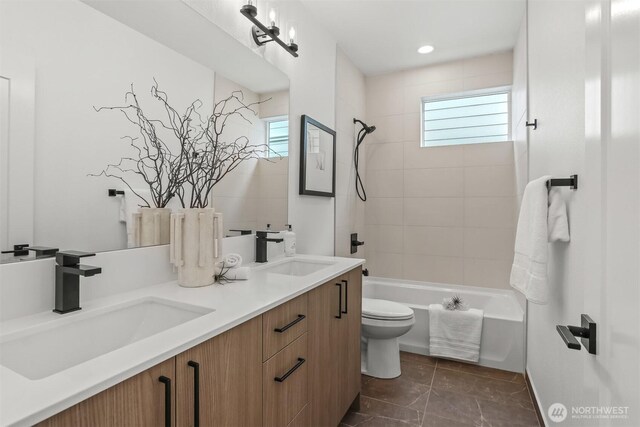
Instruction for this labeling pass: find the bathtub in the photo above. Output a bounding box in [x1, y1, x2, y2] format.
[363, 277, 525, 373]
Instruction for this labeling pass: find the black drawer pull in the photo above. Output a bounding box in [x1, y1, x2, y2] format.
[188, 361, 200, 427]
[158, 376, 172, 427]
[341, 279, 348, 314]
[274, 357, 306, 382]
[274, 314, 306, 333]
[335, 283, 342, 319]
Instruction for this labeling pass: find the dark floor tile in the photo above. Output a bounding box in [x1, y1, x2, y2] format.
[407, 390, 430, 413]
[424, 388, 482, 425]
[359, 416, 418, 427]
[435, 358, 523, 383]
[401, 351, 438, 366]
[477, 399, 540, 426]
[422, 413, 475, 427]
[362, 375, 430, 407]
[431, 368, 533, 410]
[359, 396, 422, 425]
[341, 410, 374, 426]
[401, 359, 437, 385]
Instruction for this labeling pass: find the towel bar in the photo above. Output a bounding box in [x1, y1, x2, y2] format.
[546, 175, 578, 190]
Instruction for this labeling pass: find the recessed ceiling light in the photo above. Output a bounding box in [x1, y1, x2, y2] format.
[417, 45, 435, 54]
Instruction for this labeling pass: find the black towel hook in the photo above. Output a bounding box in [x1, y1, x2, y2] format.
[546, 175, 578, 190]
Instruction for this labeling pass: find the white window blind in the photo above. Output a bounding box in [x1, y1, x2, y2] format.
[422, 89, 510, 147]
[267, 119, 289, 157]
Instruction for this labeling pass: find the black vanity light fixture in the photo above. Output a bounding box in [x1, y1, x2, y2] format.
[240, 1, 299, 57]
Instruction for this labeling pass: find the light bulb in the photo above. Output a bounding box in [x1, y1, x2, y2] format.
[269, 8, 276, 26]
[289, 27, 296, 43]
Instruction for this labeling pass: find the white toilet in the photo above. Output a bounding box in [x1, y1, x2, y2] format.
[361, 298, 415, 379]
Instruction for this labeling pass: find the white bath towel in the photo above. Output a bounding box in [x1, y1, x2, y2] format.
[510, 175, 552, 304]
[221, 253, 243, 268]
[428, 304, 483, 362]
[547, 188, 570, 242]
[119, 189, 152, 248]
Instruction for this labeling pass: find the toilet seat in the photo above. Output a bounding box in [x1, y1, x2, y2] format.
[362, 298, 414, 321]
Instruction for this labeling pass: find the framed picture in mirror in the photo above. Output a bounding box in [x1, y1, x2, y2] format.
[299, 115, 336, 197]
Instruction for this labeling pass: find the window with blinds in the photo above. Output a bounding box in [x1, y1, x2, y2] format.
[266, 118, 289, 157]
[421, 88, 510, 147]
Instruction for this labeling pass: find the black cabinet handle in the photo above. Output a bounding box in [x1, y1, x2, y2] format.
[274, 358, 306, 382]
[158, 376, 172, 427]
[341, 279, 348, 314]
[188, 361, 200, 427]
[274, 314, 306, 333]
[335, 283, 342, 319]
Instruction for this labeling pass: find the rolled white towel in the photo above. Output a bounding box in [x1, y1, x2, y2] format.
[223, 253, 243, 268]
[220, 266, 251, 281]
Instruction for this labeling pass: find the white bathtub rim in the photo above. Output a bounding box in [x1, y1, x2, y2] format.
[363, 276, 524, 323]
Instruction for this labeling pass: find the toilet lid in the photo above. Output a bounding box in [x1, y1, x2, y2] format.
[362, 298, 414, 320]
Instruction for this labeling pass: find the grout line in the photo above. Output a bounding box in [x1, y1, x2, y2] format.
[420, 358, 438, 425]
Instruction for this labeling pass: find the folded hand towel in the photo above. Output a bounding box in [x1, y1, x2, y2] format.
[510, 175, 552, 304]
[547, 188, 570, 242]
[429, 304, 483, 362]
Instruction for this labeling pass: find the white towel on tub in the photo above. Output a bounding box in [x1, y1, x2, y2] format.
[428, 304, 483, 362]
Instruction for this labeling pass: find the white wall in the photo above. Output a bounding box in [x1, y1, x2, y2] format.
[512, 14, 529, 208]
[526, 0, 588, 422]
[334, 49, 366, 258]
[184, 0, 338, 256]
[364, 52, 518, 289]
[0, 0, 215, 252]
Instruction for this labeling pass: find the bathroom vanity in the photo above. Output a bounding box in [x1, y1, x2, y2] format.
[0, 256, 363, 427]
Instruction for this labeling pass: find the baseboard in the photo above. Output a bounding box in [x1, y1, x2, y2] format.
[525, 368, 546, 427]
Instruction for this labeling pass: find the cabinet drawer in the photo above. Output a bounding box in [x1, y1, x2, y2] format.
[263, 333, 308, 427]
[263, 294, 308, 361]
[287, 404, 309, 427]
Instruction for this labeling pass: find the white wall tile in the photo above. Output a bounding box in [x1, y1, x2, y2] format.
[463, 258, 512, 289]
[462, 72, 513, 91]
[365, 251, 404, 278]
[464, 165, 516, 197]
[463, 141, 514, 167]
[462, 51, 514, 78]
[404, 168, 464, 197]
[464, 197, 516, 228]
[463, 227, 516, 261]
[403, 197, 464, 227]
[367, 169, 403, 198]
[365, 198, 404, 225]
[366, 225, 404, 254]
[366, 142, 404, 170]
[404, 143, 465, 169]
[403, 226, 464, 257]
[402, 254, 464, 284]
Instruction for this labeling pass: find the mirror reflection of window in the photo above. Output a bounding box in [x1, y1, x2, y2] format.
[266, 117, 289, 158]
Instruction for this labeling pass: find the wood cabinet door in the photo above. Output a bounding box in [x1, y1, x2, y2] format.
[38, 358, 176, 427]
[345, 267, 362, 411]
[175, 316, 262, 427]
[308, 277, 344, 427]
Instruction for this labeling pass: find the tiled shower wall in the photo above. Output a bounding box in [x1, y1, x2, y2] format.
[364, 52, 518, 289]
[334, 48, 367, 257]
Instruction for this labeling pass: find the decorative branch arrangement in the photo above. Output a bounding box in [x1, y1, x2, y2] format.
[92, 80, 275, 208]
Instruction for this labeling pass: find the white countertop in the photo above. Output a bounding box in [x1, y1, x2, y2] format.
[0, 255, 364, 427]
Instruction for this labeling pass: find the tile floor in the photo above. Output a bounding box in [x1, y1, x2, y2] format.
[340, 352, 541, 427]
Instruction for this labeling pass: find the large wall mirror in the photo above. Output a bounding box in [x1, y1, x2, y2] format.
[0, 0, 289, 263]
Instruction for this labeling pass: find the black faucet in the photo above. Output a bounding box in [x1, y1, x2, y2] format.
[54, 251, 102, 314]
[255, 231, 284, 263]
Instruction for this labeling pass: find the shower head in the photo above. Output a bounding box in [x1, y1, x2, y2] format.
[353, 118, 376, 134]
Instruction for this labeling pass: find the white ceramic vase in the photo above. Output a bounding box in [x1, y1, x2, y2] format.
[132, 207, 172, 247]
[169, 208, 223, 288]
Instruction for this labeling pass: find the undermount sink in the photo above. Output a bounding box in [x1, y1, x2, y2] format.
[0, 298, 213, 380]
[258, 259, 335, 276]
